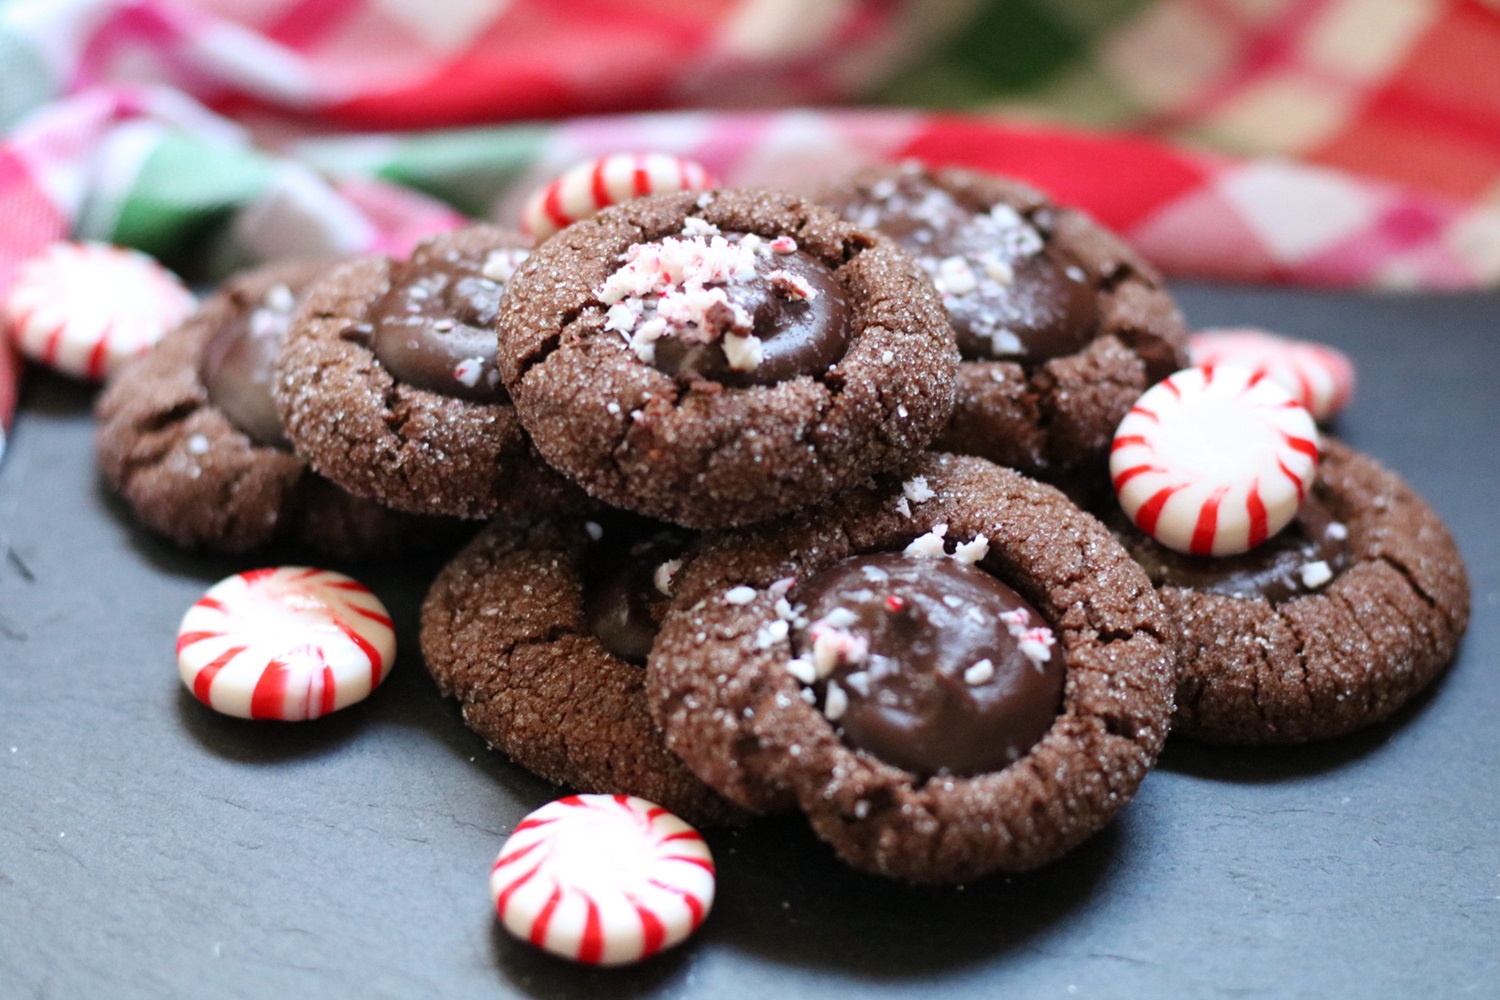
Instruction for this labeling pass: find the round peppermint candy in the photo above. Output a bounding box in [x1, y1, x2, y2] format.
[1111, 365, 1320, 557]
[1188, 327, 1354, 423]
[521, 153, 715, 241]
[2, 241, 196, 381]
[176, 567, 396, 720]
[489, 794, 715, 966]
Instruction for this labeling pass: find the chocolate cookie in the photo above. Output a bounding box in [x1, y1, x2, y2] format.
[647, 453, 1175, 883]
[420, 513, 744, 827]
[496, 187, 958, 529]
[815, 164, 1188, 486]
[95, 259, 449, 556]
[273, 225, 586, 520]
[1104, 440, 1470, 744]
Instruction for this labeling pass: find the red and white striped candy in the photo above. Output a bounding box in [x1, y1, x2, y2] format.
[521, 153, 715, 241]
[1189, 327, 1355, 422]
[1, 241, 196, 382]
[1111, 365, 1320, 557]
[176, 567, 396, 721]
[489, 794, 715, 966]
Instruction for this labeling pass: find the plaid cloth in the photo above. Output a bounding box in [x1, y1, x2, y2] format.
[878, 0, 1500, 213]
[2, 0, 1498, 461]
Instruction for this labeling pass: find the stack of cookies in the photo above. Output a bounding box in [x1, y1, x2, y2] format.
[94, 160, 1468, 886]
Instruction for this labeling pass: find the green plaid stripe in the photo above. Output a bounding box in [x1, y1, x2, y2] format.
[876, 0, 1156, 110]
[110, 133, 277, 270]
[299, 125, 549, 219]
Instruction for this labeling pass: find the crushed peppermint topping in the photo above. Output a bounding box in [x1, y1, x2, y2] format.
[964, 659, 995, 685]
[810, 622, 868, 678]
[820, 607, 859, 629]
[941, 595, 964, 609]
[768, 269, 818, 301]
[1327, 522, 1349, 540]
[988, 328, 1024, 355]
[952, 533, 990, 565]
[603, 300, 643, 333]
[823, 681, 849, 721]
[1300, 560, 1334, 589]
[786, 655, 817, 685]
[980, 254, 1014, 285]
[1000, 607, 1055, 667]
[186, 433, 210, 455]
[724, 585, 757, 605]
[453, 357, 485, 387]
[654, 558, 682, 596]
[934, 256, 977, 297]
[595, 231, 816, 371]
[897, 404, 909, 419]
[903, 524, 949, 558]
[768, 577, 797, 598]
[893, 496, 912, 519]
[721, 332, 764, 371]
[902, 476, 935, 503]
[881, 350, 895, 363]
[842, 670, 872, 697]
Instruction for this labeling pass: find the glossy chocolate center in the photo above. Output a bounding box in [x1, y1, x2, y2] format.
[368, 245, 527, 403]
[603, 229, 850, 387]
[581, 519, 692, 665]
[1113, 494, 1353, 603]
[839, 174, 1097, 364]
[199, 282, 298, 448]
[792, 551, 1065, 778]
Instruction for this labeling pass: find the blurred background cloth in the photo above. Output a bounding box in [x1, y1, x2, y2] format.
[2, 0, 1499, 297]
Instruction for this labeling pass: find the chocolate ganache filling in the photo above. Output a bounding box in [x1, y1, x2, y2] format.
[1113, 494, 1353, 603]
[581, 518, 692, 665]
[368, 244, 528, 403]
[790, 551, 1065, 778]
[199, 282, 299, 448]
[599, 224, 850, 387]
[840, 173, 1097, 365]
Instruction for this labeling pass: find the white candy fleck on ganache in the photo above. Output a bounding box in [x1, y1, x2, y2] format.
[823, 681, 848, 721]
[933, 256, 977, 297]
[453, 357, 485, 387]
[1000, 607, 1056, 668]
[964, 659, 995, 685]
[1300, 560, 1334, 589]
[654, 558, 682, 595]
